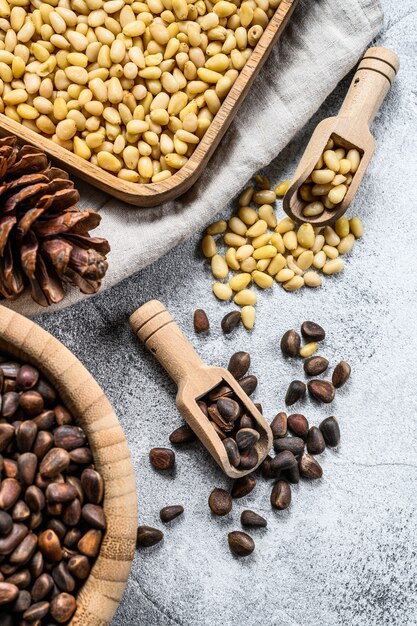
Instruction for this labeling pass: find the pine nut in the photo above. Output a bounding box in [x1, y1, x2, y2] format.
[241, 305, 255, 330]
[296, 223, 314, 248]
[225, 247, 240, 270]
[202, 235, 217, 258]
[240, 257, 257, 273]
[258, 204, 277, 228]
[251, 233, 271, 249]
[323, 226, 340, 247]
[312, 235, 325, 254]
[337, 233, 355, 255]
[252, 245, 277, 260]
[224, 233, 247, 247]
[322, 258, 344, 275]
[238, 206, 258, 225]
[228, 217, 248, 237]
[207, 220, 227, 235]
[234, 289, 256, 306]
[282, 231, 297, 251]
[267, 253, 286, 276]
[322, 245, 339, 259]
[283, 275, 304, 291]
[252, 271, 273, 289]
[303, 271, 322, 287]
[299, 342, 318, 357]
[252, 189, 276, 205]
[274, 180, 290, 196]
[211, 254, 228, 279]
[297, 250, 314, 270]
[229, 273, 252, 291]
[276, 268, 294, 283]
[212, 282, 232, 300]
[335, 216, 350, 238]
[313, 251, 326, 269]
[349, 217, 363, 238]
[236, 245, 254, 262]
[275, 217, 295, 234]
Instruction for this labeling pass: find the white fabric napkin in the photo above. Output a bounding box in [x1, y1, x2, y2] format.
[6, 0, 383, 317]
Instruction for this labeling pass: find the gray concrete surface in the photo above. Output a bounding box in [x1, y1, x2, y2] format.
[34, 1, 417, 624]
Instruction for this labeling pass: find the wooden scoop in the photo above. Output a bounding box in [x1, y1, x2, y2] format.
[283, 47, 400, 226]
[129, 300, 273, 479]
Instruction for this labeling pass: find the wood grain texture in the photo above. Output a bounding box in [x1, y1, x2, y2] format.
[0, 305, 137, 626]
[284, 46, 400, 226]
[0, 0, 298, 208]
[130, 300, 273, 478]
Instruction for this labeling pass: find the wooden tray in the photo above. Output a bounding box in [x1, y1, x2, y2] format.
[0, 0, 298, 207]
[0, 306, 138, 626]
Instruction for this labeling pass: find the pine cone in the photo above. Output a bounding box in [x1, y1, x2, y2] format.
[0, 136, 110, 306]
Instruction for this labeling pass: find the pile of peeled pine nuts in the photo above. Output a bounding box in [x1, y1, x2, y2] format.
[0, 0, 280, 183]
[201, 176, 363, 329]
[299, 139, 361, 218]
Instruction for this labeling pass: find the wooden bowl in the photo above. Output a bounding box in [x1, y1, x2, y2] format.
[0, 305, 137, 626]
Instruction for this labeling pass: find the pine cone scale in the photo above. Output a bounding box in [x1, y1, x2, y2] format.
[0, 136, 110, 306]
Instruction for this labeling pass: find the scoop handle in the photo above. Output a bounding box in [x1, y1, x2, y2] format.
[129, 300, 205, 386]
[338, 47, 400, 127]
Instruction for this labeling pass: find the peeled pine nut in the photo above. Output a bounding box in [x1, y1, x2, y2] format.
[274, 180, 290, 196]
[297, 250, 314, 270]
[246, 219, 268, 238]
[202, 235, 216, 257]
[229, 273, 251, 291]
[282, 231, 297, 251]
[224, 233, 246, 247]
[299, 342, 318, 357]
[335, 216, 350, 238]
[236, 244, 254, 261]
[241, 305, 256, 330]
[239, 186, 254, 206]
[267, 253, 286, 276]
[252, 245, 277, 260]
[234, 289, 256, 306]
[228, 216, 247, 236]
[207, 220, 227, 235]
[324, 226, 340, 247]
[303, 201, 324, 217]
[258, 204, 277, 228]
[240, 257, 257, 272]
[256, 259, 270, 272]
[312, 234, 325, 253]
[283, 275, 304, 291]
[313, 251, 326, 269]
[225, 248, 240, 270]
[252, 271, 273, 289]
[347, 149, 360, 173]
[238, 206, 257, 225]
[286, 256, 303, 275]
[304, 271, 322, 287]
[251, 233, 271, 249]
[349, 217, 363, 238]
[212, 282, 232, 300]
[275, 217, 295, 234]
[322, 245, 339, 260]
[276, 268, 294, 283]
[322, 258, 344, 275]
[297, 223, 315, 249]
[252, 190, 276, 205]
[211, 254, 228, 279]
[328, 184, 347, 205]
[337, 233, 355, 254]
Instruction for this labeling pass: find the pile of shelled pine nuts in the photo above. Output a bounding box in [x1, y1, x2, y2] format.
[201, 178, 363, 330]
[0, 0, 280, 182]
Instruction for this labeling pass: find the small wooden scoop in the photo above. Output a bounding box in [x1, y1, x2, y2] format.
[283, 47, 400, 226]
[130, 300, 273, 479]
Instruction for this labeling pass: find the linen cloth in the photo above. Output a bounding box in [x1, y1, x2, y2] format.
[6, 0, 383, 317]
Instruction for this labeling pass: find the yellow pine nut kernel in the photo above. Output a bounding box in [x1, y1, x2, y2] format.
[323, 150, 340, 172]
[293, 246, 307, 259]
[211, 254, 228, 279]
[202, 234, 217, 258]
[239, 186, 254, 206]
[283, 275, 304, 291]
[274, 180, 290, 197]
[335, 216, 350, 238]
[313, 250, 326, 269]
[312, 234, 325, 253]
[240, 257, 256, 273]
[241, 305, 255, 330]
[324, 226, 340, 247]
[328, 184, 347, 205]
[332, 174, 347, 186]
[234, 289, 256, 306]
[238, 206, 258, 226]
[252, 270, 273, 289]
[322, 258, 345, 275]
[251, 233, 271, 249]
[229, 272, 252, 291]
[212, 282, 232, 300]
[304, 271, 322, 287]
[252, 189, 276, 205]
[349, 217, 363, 238]
[338, 158, 351, 175]
[311, 169, 335, 184]
[297, 223, 315, 249]
[256, 259, 270, 272]
[297, 250, 314, 271]
[252, 245, 277, 260]
[322, 245, 339, 260]
[276, 268, 294, 283]
[334, 148, 345, 160]
[303, 201, 324, 217]
[275, 217, 295, 234]
[97, 151, 121, 172]
[337, 233, 355, 255]
[299, 184, 315, 202]
[270, 233, 285, 254]
[286, 255, 303, 275]
[226, 247, 240, 270]
[228, 216, 248, 236]
[224, 233, 247, 247]
[258, 204, 277, 228]
[299, 342, 318, 357]
[282, 230, 297, 251]
[236, 244, 254, 262]
[207, 220, 227, 235]
[347, 148, 360, 173]
[267, 253, 286, 276]
[246, 219, 268, 238]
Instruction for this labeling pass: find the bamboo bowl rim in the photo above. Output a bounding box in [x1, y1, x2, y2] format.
[0, 305, 137, 626]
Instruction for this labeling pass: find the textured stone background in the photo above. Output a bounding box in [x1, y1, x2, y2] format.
[34, 1, 417, 624]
